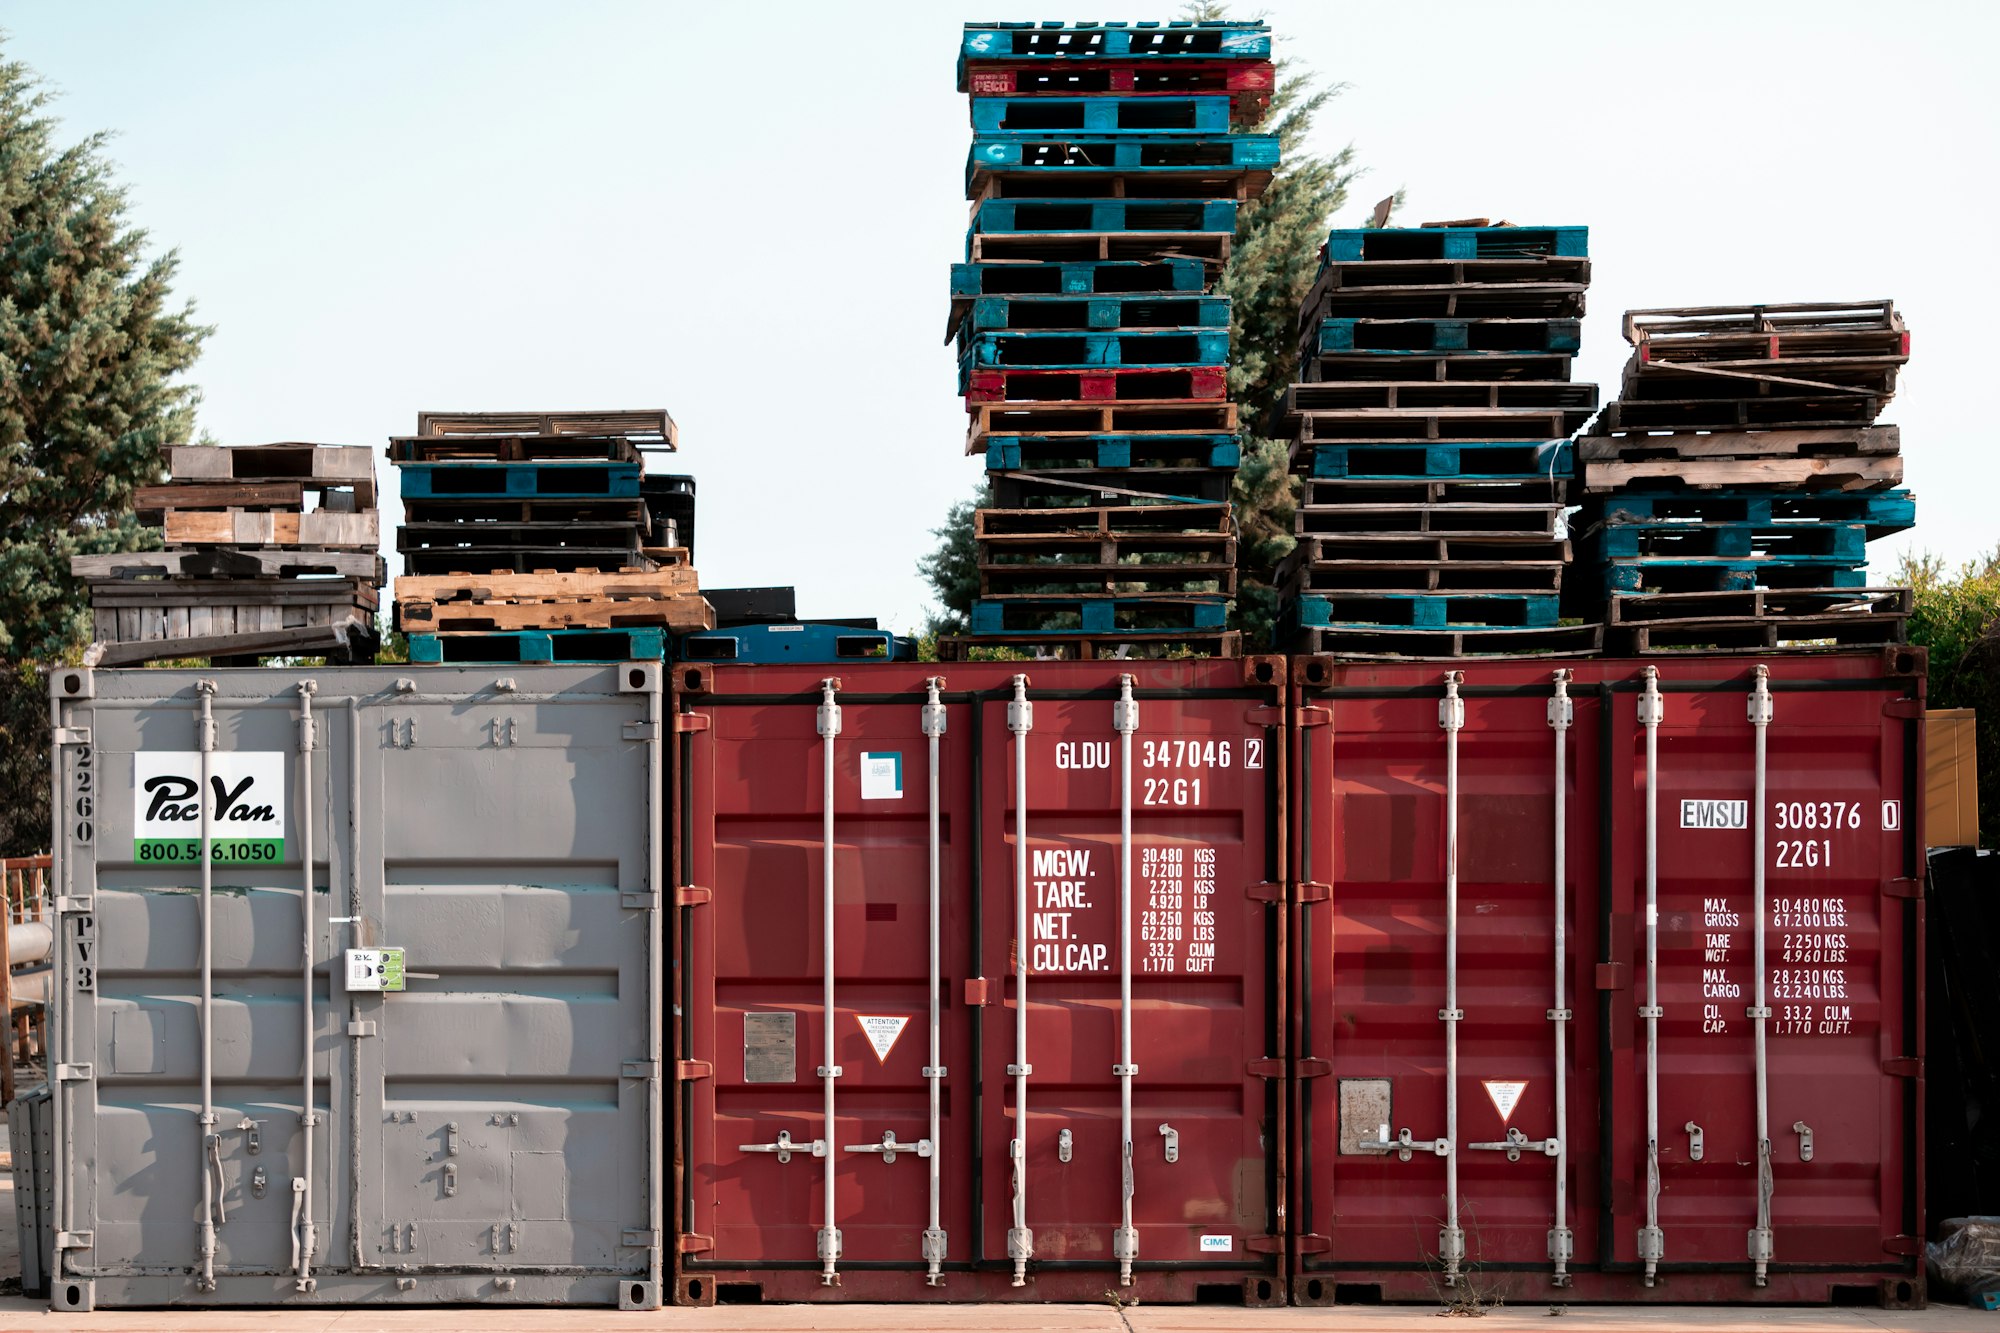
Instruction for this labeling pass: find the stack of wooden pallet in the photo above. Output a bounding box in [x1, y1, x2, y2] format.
[941, 18, 1279, 660]
[1275, 222, 1603, 657]
[1573, 301, 1915, 652]
[73, 443, 383, 665]
[388, 410, 713, 664]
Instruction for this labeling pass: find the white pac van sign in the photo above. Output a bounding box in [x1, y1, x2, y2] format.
[132, 751, 286, 865]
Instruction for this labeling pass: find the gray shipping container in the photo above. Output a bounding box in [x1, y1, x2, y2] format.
[39, 664, 664, 1310]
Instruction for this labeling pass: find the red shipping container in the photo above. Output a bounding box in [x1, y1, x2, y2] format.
[1287, 649, 1925, 1309]
[669, 658, 1290, 1305]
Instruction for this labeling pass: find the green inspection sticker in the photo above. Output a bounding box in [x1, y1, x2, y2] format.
[380, 948, 405, 992]
[134, 837, 286, 865]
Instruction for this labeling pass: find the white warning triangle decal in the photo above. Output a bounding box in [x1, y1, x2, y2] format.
[1483, 1080, 1528, 1122]
[857, 1015, 910, 1064]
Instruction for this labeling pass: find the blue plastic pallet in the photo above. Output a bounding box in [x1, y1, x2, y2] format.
[950, 257, 1208, 299]
[398, 461, 643, 501]
[973, 198, 1237, 235]
[960, 327, 1231, 371]
[970, 597, 1229, 635]
[408, 628, 666, 664]
[1584, 522, 1870, 564]
[961, 21, 1271, 62]
[962, 293, 1230, 338]
[1585, 488, 1915, 538]
[987, 433, 1240, 471]
[1307, 317, 1583, 356]
[1322, 225, 1589, 264]
[1290, 592, 1560, 631]
[677, 622, 913, 664]
[1305, 440, 1572, 480]
[969, 134, 1278, 188]
[970, 95, 1232, 135]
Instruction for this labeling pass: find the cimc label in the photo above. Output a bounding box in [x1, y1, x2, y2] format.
[132, 751, 286, 865]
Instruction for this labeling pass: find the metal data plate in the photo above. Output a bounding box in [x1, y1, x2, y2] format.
[743, 1012, 796, 1084]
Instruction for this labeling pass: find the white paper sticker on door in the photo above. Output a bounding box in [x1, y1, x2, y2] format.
[1483, 1080, 1528, 1122]
[1200, 1234, 1233, 1252]
[857, 1014, 909, 1063]
[861, 752, 903, 800]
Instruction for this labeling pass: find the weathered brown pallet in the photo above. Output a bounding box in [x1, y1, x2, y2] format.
[1291, 405, 1594, 444]
[967, 398, 1238, 448]
[1300, 477, 1571, 507]
[1610, 615, 1908, 654]
[1297, 256, 1593, 330]
[413, 409, 676, 447]
[1577, 425, 1900, 462]
[397, 594, 713, 634]
[72, 549, 387, 581]
[395, 564, 697, 605]
[979, 528, 1238, 598]
[1287, 622, 1603, 659]
[387, 434, 644, 465]
[967, 231, 1232, 264]
[91, 582, 376, 647]
[137, 482, 311, 512]
[1582, 455, 1903, 494]
[1283, 381, 1598, 412]
[162, 510, 380, 549]
[166, 444, 377, 505]
[1593, 394, 1882, 433]
[974, 503, 1233, 538]
[937, 629, 1240, 662]
[1302, 352, 1575, 386]
[1283, 560, 1565, 595]
[1623, 300, 1906, 361]
[1294, 501, 1565, 539]
[1606, 587, 1913, 625]
[1617, 356, 1902, 402]
[87, 577, 379, 611]
[94, 619, 377, 669]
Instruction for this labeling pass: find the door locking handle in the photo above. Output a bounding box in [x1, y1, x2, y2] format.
[740, 1130, 826, 1164]
[844, 1131, 931, 1164]
[1158, 1123, 1179, 1164]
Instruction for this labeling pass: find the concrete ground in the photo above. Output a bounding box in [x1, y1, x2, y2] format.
[0, 1122, 1978, 1330]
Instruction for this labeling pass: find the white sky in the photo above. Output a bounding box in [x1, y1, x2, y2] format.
[7, 1, 1994, 632]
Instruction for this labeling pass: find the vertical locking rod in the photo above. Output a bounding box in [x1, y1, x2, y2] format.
[1748, 665, 1775, 1285]
[1439, 671, 1466, 1284]
[1113, 675, 1140, 1285]
[921, 679, 948, 1285]
[1548, 670, 1574, 1285]
[197, 680, 219, 1291]
[1006, 675, 1034, 1285]
[817, 679, 842, 1285]
[295, 681, 319, 1290]
[1637, 667, 1665, 1285]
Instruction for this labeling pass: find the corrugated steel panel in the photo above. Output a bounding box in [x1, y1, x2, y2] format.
[1288, 649, 1925, 1309]
[670, 658, 1288, 1305]
[44, 664, 664, 1310]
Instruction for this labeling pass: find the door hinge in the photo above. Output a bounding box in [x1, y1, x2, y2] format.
[676, 1059, 714, 1081]
[1595, 962, 1631, 992]
[1295, 1057, 1333, 1079]
[1246, 1057, 1286, 1079]
[54, 1230, 93, 1250]
[1295, 880, 1331, 904]
[677, 1232, 715, 1255]
[1882, 699, 1925, 720]
[622, 1059, 658, 1080]
[623, 721, 659, 742]
[1294, 706, 1332, 729]
[1246, 881, 1283, 904]
[1881, 1234, 1923, 1256]
[963, 976, 994, 1007]
[675, 884, 713, 907]
[1245, 705, 1286, 728]
[1293, 1233, 1331, 1255]
[346, 1020, 377, 1038]
[55, 1063, 93, 1082]
[1883, 1056, 1922, 1078]
[1244, 1234, 1284, 1255]
[51, 726, 92, 746]
[1881, 877, 1922, 900]
[622, 1228, 661, 1248]
[54, 895, 94, 915]
[673, 712, 711, 733]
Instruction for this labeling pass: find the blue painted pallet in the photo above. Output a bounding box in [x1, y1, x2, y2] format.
[969, 596, 1229, 635]
[962, 294, 1230, 339]
[1307, 317, 1582, 356]
[398, 462, 642, 501]
[971, 95, 1233, 135]
[973, 198, 1237, 234]
[677, 622, 913, 664]
[961, 21, 1271, 62]
[1304, 440, 1572, 480]
[408, 628, 665, 664]
[1584, 521, 1870, 563]
[969, 134, 1277, 186]
[987, 433, 1240, 471]
[1289, 592, 1561, 631]
[1323, 225, 1589, 264]
[1596, 561, 1871, 595]
[950, 257, 1208, 299]
[960, 327, 1230, 372]
[1585, 488, 1915, 539]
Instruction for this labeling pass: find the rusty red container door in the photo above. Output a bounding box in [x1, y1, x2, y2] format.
[1291, 653, 1923, 1307]
[673, 660, 1288, 1305]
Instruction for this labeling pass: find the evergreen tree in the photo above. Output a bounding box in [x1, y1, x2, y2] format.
[0, 45, 209, 855]
[1896, 546, 2000, 844]
[917, 483, 987, 636]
